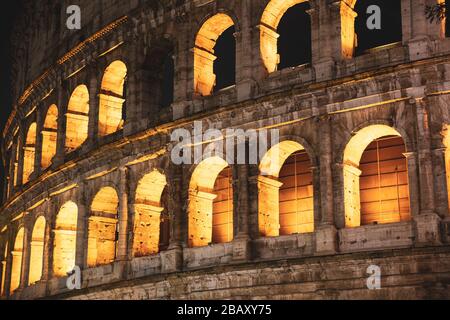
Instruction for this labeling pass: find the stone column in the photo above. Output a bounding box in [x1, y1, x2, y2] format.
[414, 99, 442, 245]
[76, 183, 88, 269]
[404, 152, 421, 218]
[53, 84, 67, 167]
[431, 148, 449, 218]
[33, 109, 44, 179]
[232, 163, 251, 261]
[117, 167, 129, 261]
[89, 68, 100, 147]
[19, 223, 31, 289]
[161, 165, 183, 273]
[257, 175, 283, 237]
[406, 0, 442, 60]
[41, 211, 52, 282]
[235, 0, 256, 102]
[16, 126, 25, 187]
[315, 118, 338, 254]
[311, 0, 357, 81]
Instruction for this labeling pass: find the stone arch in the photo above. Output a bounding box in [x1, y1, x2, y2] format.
[260, 0, 310, 73]
[10, 227, 24, 293]
[260, 0, 312, 72]
[99, 60, 127, 136]
[343, 125, 411, 227]
[41, 104, 58, 169]
[133, 170, 168, 257]
[53, 201, 78, 277]
[23, 122, 37, 183]
[194, 13, 236, 96]
[143, 38, 176, 110]
[87, 187, 119, 267]
[28, 216, 46, 285]
[258, 140, 314, 237]
[66, 85, 89, 152]
[188, 156, 234, 247]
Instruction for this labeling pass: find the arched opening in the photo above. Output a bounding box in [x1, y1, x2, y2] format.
[88, 187, 119, 267]
[53, 201, 78, 277]
[188, 156, 234, 247]
[99, 60, 127, 136]
[258, 141, 314, 237]
[343, 125, 411, 227]
[10, 228, 24, 293]
[23, 122, 37, 184]
[194, 14, 236, 96]
[1, 245, 7, 296]
[354, 0, 402, 55]
[41, 104, 58, 169]
[133, 171, 168, 257]
[28, 216, 46, 285]
[260, 0, 312, 73]
[143, 40, 176, 111]
[66, 85, 89, 152]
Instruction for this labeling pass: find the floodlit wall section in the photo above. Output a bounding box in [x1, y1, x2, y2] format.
[88, 187, 119, 267]
[194, 14, 234, 96]
[53, 201, 78, 277]
[65, 85, 89, 152]
[41, 105, 58, 169]
[343, 125, 410, 227]
[188, 157, 233, 247]
[28, 216, 46, 285]
[23, 123, 37, 183]
[258, 141, 314, 237]
[10, 228, 24, 293]
[99, 61, 127, 136]
[133, 171, 167, 257]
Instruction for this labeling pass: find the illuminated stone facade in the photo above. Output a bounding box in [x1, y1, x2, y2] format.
[1, 0, 450, 300]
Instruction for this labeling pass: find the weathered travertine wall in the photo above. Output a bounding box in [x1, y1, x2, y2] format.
[1, 0, 450, 300]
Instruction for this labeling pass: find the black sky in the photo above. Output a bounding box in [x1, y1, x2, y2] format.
[0, 1, 24, 203]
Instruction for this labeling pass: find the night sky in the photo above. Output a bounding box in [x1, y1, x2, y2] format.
[0, 1, 23, 203]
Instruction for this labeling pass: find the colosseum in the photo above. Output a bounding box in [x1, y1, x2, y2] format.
[0, 0, 450, 300]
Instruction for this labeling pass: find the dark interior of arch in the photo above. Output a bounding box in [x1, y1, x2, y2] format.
[213, 26, 236, 92]
[144, 40, 175, 111]
[161, 53, 175, 108]
[122, 78, 127, 121]
[277, 2, 312, 70]
[354, 0, 402, 55]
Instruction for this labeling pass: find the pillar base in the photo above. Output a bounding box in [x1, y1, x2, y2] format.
[236, 79, 256, 102]
[414, 212, 442, 246]
[232, 235, 252, 262]
[313, 58, 335, 83]
[408, 36, 432, 62]
[160, 245, 183, 273]
[315, 224, 338, 255]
